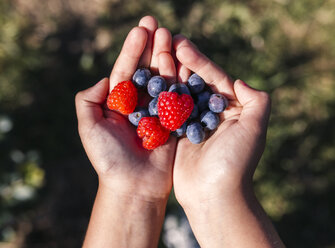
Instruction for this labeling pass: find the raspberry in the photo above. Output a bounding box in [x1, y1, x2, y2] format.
[137, 117, 170, 150]
[107, 80, 138, 114]
[158, 92, 194, 131]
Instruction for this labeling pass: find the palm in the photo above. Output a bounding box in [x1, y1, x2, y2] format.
[171, 35, 270, 204]
[87, 109, 176, 199]
[77, 17, 178, 200]
[174, 100, 248, 200]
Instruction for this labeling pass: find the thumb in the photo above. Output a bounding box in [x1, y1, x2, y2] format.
[234, 79, 271, 134]
[75, 78, 109, 129]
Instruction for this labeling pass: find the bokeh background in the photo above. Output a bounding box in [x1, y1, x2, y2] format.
[1, 0, 335, 247]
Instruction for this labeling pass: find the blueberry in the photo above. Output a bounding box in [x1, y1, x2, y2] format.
[186, 122, 205, 144]
[172, 123, 187, 137]
[187, 73, 205, 94]
[169, 83, 191, 95]
[200, 110, 219, 130]
[147, 76, 167, 97]
[148, 97, 159, 116]
[196, 91, 211, 111]
[188, 104, 199, 120]
[128, 107, 149, 126]
[132, 68, 151, 88]
[208, 94, 228, 113]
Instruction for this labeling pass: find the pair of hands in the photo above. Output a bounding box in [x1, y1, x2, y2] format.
[76, 16, 280, 248]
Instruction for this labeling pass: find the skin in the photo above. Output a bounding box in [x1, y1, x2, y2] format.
[171, 35, 285, 247]
[75, 16, 285, 248]
[76, 16, 177, 248]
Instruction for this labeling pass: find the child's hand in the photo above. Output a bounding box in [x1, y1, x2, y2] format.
[76, 16, 284, 246]
[75, 17, 176, 203]
[76, 16, 177, 247]
[172, 35, 284, 247]
[172, 34, 271, 209]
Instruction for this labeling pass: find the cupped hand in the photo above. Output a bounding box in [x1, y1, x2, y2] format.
[171, 35, 271, 207]
[75, 16, 177, 202]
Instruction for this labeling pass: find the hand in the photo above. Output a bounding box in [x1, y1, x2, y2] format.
[75, 16, 177, 247]
[171, 35, 284, 247]
[75, 17, 176, 202]
[172, 34, 270, 207]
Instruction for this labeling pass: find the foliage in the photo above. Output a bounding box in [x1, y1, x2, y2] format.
[0, 0, 334, 247]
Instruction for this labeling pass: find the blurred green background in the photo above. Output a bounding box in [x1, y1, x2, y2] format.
[1, 0, 335, 247]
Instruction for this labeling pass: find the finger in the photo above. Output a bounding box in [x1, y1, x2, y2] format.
[173, 34, 235, 99]
[150, 28, 172, 74]
[75, 78, 109, 129]
[138, 16, 158, 68]
[109, 27, 147, 91]
[234, 79, 271, 134]
[171, 46, 191, 83]
[158, 52, 176, 84]
[177, 63, 191, 83]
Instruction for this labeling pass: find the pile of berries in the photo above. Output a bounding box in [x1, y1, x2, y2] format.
[107, 68, 228, 150]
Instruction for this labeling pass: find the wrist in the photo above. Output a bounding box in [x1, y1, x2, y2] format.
[178, 183, 283, 248]
[97, 181, 169, 211]
[97, 172, 172, 203]
[177, 176, 254, 213]
[186, 183, 254, 217]
[182, 181, 253, 217]
[84, 182, 168, 248]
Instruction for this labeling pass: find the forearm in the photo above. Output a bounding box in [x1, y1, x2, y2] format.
[183, 185, 285, 248]
[83, 183, 167, 248]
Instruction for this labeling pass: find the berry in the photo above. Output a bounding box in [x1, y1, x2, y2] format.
[172, 123, 187, 137]
[187, 73, 205, 94]
[188, 104, 199, 120]
[128, 107, 149, 126]
[200, 110, 219, 130]
[208, 93, 228, 113]
[158, 92, 194, 131]
[147, 76, 167, 97]
[107, 80, 138, 114]
[132, 68, 151, 88]
[148, 97, 159, 116]
[196, 91, 211, 112]
[169, 83, 191, 95]
[186, 122, 205, 144]
[137, 117, 170, 150]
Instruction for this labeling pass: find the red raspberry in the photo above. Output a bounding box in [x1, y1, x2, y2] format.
[137, 117, 170, 150]
[107, 80, 138, 114]
[158, 92, 194, 131]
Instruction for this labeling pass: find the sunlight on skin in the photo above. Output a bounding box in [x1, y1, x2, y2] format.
[78, 22, 177, 200]
[77, 16, 179, 248]
[169, 35, 283, 248]
[77, 15, 283, 248]
[171, 34, 271, 200]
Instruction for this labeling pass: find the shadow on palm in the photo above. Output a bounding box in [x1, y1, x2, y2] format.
[77, 17, 179, 200]
[102, 107, 176, 167]
[172, 35, 271, 203]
